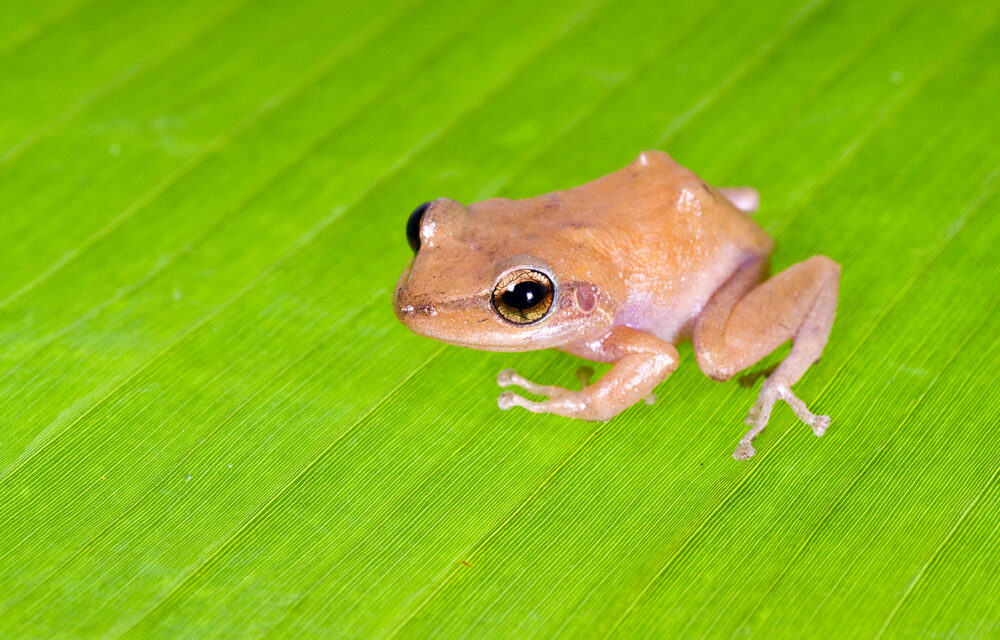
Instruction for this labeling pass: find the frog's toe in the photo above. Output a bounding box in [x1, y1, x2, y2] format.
[495, 368, 568, 398]
[496, 388, 588, 419]
[733, 441, 756, 460]
[735, 383, 829, 459]
[498, 390, 520, 410]
[733, 385, 779, 460]
[745, 385, 779, 428]
[774, 386, 830, 436]
[496, 390, 553, 414]
[813, 414, 831, 436]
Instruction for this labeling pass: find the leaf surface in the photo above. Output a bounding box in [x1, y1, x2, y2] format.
[1, 0, 998, 637]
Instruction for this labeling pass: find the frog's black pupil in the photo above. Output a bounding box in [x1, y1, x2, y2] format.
[406, 201, 431, 254]
[502, 280, 547, 310]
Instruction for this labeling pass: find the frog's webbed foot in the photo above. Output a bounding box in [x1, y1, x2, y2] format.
[733, 382, 831, 460]
[496, 368, 589, 419]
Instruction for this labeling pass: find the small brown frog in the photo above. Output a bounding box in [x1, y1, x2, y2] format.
[393, 151, 839, 459]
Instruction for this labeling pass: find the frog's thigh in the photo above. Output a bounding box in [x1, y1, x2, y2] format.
[694, 255, 839, 382]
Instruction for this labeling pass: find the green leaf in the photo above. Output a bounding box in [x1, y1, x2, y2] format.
[2, 0, 998, 637]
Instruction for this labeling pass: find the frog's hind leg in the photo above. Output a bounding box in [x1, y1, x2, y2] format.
[693, 255, 840, 460]
[718, 187, 759, 213]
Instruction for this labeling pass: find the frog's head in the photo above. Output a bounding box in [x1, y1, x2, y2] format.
[393, 198, 613, 352]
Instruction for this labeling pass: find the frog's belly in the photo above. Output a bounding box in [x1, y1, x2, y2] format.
[614, 293, 703, 343]
[614, 250, 747, 343]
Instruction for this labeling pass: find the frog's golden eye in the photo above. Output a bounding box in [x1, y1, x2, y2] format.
[492, 269, 554, 324]
[406, 201, 431, 254]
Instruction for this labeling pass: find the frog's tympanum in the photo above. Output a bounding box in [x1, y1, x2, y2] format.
[393, 151, 839, 459]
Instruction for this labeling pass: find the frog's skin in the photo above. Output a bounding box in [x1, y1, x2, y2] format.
[393, 150, 839, 459]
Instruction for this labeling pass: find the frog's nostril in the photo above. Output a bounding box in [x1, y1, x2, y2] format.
[394, 297, 435, 316]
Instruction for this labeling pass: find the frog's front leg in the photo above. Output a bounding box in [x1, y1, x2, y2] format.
[497, 327, 678, 422]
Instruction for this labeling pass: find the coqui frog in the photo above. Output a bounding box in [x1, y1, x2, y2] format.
[393, 151, 839, 459]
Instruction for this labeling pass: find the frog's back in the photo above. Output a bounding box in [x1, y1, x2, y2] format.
[560, 150, 768, 240]
[467, 151, 773, 341]
[560, 151, 774, 341]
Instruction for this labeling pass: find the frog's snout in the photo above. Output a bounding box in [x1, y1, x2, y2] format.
[393, 280, 438, 324]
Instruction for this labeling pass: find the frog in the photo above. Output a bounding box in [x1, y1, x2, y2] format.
[393, 150, 840, 459]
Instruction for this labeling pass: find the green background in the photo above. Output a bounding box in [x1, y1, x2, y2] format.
[2, 0, 999, 637]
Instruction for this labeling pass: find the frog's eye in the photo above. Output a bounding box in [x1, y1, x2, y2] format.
[492, 269, 554, 324]
[406, 201, 431, 254]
